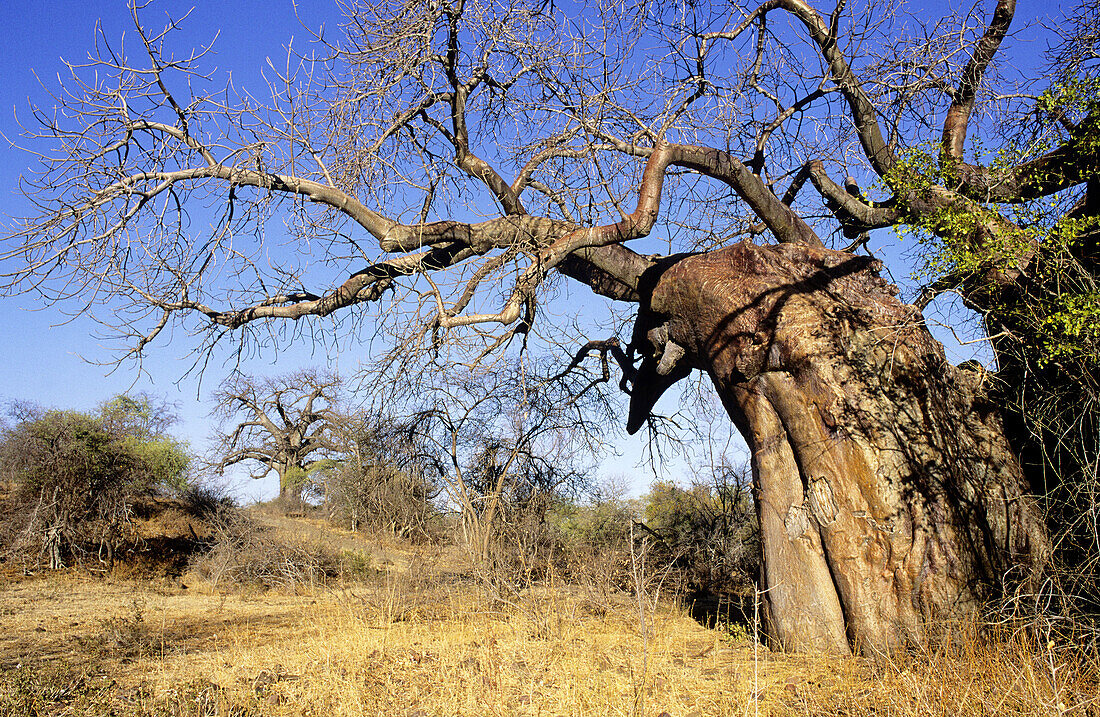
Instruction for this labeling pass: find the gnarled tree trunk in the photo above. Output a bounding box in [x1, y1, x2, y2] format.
[631, 242, 1049, 655]
[277, 462, 304, 505]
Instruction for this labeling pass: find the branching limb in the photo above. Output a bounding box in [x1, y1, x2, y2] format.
[706, 0, 897, 176]
[941, 0, 1017, 162]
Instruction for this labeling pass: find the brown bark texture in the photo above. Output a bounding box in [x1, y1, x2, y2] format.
[633, 242, 1050, 655]
[276, 461, 309, 505]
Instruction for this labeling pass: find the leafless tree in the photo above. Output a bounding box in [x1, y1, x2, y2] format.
[5, 0, 1099, 653]
[311, 410, 441, 539]
[399, 359, 602, 568]
[208, 369, 343, 503]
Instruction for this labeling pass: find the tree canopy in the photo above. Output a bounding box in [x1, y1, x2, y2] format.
[0, 0, 1095, 393]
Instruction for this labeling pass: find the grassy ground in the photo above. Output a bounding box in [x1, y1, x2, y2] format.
[1, 512, 1097, 716]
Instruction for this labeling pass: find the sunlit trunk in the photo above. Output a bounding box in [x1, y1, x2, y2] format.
[633, 242, 1049, 654]
[277, 462, 304, 504]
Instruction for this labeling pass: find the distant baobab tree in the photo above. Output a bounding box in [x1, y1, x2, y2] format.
[209, 370, 343, 504]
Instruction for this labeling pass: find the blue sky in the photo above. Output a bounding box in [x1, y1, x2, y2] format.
[0, 0, 1062, 500]
[0, 0, 686, 500]
[0, 1, 356, 500]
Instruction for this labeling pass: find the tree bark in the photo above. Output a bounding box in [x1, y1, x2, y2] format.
[632, 242, 1049, 654]
[277, 463, 304, 505]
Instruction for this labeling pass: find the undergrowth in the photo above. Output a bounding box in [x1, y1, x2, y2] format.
[2, 508, 1098, 716]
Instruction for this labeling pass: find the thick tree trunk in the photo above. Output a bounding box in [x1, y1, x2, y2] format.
[277, 464, 304, 504]
[631, 242, 1049, 655]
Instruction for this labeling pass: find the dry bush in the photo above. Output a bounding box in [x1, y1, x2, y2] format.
[0, 400, 192, 571]
[550, 495, 637, 608]
[474, 492, 568, 590]
[639, 468, 759, 627]
[0, 487, 223, 580]
[0, 410, 142, 569]
[360, 551, 454, 627]
[314, 458, 440, 542]
[190, 508, 362, 592]
[251, 493, 314, 518]
[178, 484, 236, 521]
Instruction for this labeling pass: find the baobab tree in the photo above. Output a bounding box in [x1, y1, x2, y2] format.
[209, 370, 343, 503]
[3, 0, 1097, 653]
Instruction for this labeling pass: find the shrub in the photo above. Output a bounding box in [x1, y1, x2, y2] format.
[190, 509, 349, 591]
[640, 462, 759, 621]
[314, 458, 439, 540]
[551, 490, 639, 595]
[179, 482, 236, 520]
[0, 397, 192, 569]
[310, 415, 442, 541]
[479, 490, 564, 588]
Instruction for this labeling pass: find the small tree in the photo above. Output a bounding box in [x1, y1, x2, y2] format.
[401, 360, 604, 568]
[208, 370, 343, 504]
[98, 393, 180, 441]
[311, 412, 440, 540]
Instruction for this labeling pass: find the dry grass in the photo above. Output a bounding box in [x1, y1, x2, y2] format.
[1, 515, 1097, 716]
[770, 631, 1100, 716]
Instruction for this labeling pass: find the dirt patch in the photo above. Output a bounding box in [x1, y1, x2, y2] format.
[0, 574, 310, 673]
[0, 494, 218, 581]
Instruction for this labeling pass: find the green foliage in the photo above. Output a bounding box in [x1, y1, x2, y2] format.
[8, 410, 134, 494]
[640, 468, 759, 600]
[883, 75, 1099, 295]
[282, 465, 309, 496]
[122, 436, 192, 493]
[0, 394, 194, 568]
[551, 492, 637, 554]
[1034, 289, 1100, 366]
[879, 73, 1100, 610]
[544, 490, 639, 594]
[1036, 78, 1100, 128]
[883, 115, 1100, 373]
[99, 394, 159, 438]
[340, 549, 374, 579]
[883, 144, 1034, 284]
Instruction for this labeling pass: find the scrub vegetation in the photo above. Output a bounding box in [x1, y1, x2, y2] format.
[3, 0, 1100, 711]
[0, 502, 1096, 716]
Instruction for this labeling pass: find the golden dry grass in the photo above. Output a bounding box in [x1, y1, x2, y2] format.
[1, 516, 1097, 716]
